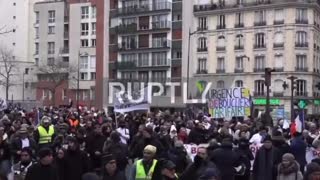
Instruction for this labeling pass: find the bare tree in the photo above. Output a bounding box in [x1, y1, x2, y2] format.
[0, 25, 14, 35]
[37, 58, 77, 106]
[0, 47, 17, 101]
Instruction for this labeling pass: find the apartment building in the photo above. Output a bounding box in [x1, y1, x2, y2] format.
[186, 0, 320, 116]
[105, 0, 184, 109]
[0, 0, 42, 101]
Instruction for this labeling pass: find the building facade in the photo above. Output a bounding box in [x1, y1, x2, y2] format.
[186, 0, 320, 117]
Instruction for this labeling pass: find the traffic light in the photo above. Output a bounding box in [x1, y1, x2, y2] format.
[264, 68, 275, 86]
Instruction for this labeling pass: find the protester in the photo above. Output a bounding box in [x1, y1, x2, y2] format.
[101, 154, 126, 180]
[34, 117, 55, 149]
[290, 132, 307, 173]
[9, 147, 34, 180]
[277, 153, 303, 180]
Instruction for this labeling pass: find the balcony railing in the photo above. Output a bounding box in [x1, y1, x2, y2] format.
[216, 46, 226, 51]
[234, 23, 244, 28]
[119, 40, 171, 50]
[117, 59, 171, 70]
[296, 19, 308, 24]
[152, 39, 171, 48]
[234, 45, 244, 50]
[193, 0, 271, 12]
[117, 23, 137, 33]
[60, 48, 69, 54]
[196, 69, 208, 74]
[295, 67, 308, 72]
[295, 43, 308, 48]
[118, 42, 138, 51]
[274, 20, 284, 25]
[117, 2, 171, 15]
[217, 24, 226, 29]
[197, 47, 208, 52]
[254, 21, 267, 26]
[152, 21, 171, 29]
[273, 43, 284, 48]
[254, 91, 265, 96]
[197, 26, 208, 31]
[234, 68, 244, 73]
[254, 44, 266, 49]
[273, 92, 284, 97]
[216, 69, 225, 73]
[274, 67, 284, 72]
[254, 68, 265, 72]
[296, 92, 308, 97]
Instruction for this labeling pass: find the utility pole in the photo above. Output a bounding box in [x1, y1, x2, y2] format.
[288, 76, 297, 122]
[264, 67, 275, 126]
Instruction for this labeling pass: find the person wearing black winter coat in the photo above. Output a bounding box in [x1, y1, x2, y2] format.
[167, 142, 189, 175]
[272, 130, 290, 158]
[235, 138, 254, 180]
[101, 154, 126, 180]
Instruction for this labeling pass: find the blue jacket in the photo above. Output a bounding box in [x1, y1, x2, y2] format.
[290, 136, 307, 166]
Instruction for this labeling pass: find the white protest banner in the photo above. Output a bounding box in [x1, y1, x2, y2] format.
[306, 147, 320, 163]
[249, 143, 262, 170]
[0, 98, 7, 111]
[184, 144, 208, 161]
[208, 88, 251, 119]
[114, 88, 149, 113]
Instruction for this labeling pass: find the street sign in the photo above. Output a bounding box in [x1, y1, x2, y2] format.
[298, 100, 307, 109]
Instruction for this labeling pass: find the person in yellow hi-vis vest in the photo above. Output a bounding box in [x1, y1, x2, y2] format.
[130, 145, 161, 180]
[34, 116, 55, 149]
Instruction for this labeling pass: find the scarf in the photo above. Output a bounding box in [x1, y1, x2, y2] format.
[279, 161, 299, 175]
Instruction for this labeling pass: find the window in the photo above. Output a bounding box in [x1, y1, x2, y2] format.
[152, 71, 167, 82]
[254, 10, 266, 25]
[47, 57, 54, 65]
[152, 35, 168, 48]
[274, 9, 284, 24]
[217, 36, 225, 48]
[198, 17, 207, 30]
[91, 6, 96, 18]
[198, 58, 207, 72]
[173, 13, 182, 21]
[122, 71, 136, 80]
[217, 15, 226, 29]
[48, 26, 55, 34]
[35, 27, 39, 38]
[48, 10, 55, 23]
[122, 54, 136, 62]
[81, 23, 89, 36]
[296, 80, 307, 96]
[35, 12, 39, 23]
[217, 57, 225, 70]
[217, 81, 225, 89]
[35, 43, 39, 54]
[296, 55, 307, 70]
[173, 51, 182, 59]
[121, 35, 137, 49]
[92, 23, 96, 35]
[90, 72, 96, 80]
[62, 89, 67, 100]
[90, 56, 96, 69]
[138, 53, 149, 66]
[275, 55, 284, 69]
[81, 39, 89, 47]
[296, 8, 308, 23]
[80, 56, 89, 69]
[255, 33, 265, 48]
[80, 72, 88, 80]
[138, 71, 148, 81]
[198, 37, 207, 50]
[152, 15, 168, 29]
[81, 6, 89, 19]
[235, 34, 244, 49]
[296, 31, 307, 46]
[235, 80, 243, 87]
[254, 80, 265, 95]
[274, 32, 284, 47]
[235, 13, 244, 27]
[48, 42, 55, 54]
[91, 39, 96, 47]
[152, 52, 167, 66]
[122, 18, 136, 25]
[254, 56, 265, 70]
[35, 58, 39, 66]
[236, 57, 243, 69]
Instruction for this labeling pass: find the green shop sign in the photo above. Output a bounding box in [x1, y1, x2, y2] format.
[253, 98, 281, 105]
[314, 100, 320, 106]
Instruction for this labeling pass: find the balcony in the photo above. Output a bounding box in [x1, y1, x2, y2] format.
[253, 68, 265, 72]
[296, 92, 308, 97]
[117, 2, 171, 16]
[234, 23, 244, 28]
[196, 69, 208, 74]
[216, 69, 225, 73]
[216, 24, 226, 29]
[152, 39, 171, 48]
[117, 61, 137, 70]
[296, 19, 308, 24]
[274, 20, 284, 25]
[273, 43, 284, 48]
[234, 45, 244, 50]
[118, 42, 138, 51]
[197, 47, 208, 52]
[117, 23, 137, 34]
[117, 59, 171, 70]
[152, 21, 171, 30]
[274, 67, 284, 72]
[273, 92, 284, 97]
[197, 26, 208, 31]
[254, 92, 265, 96]
[254, 21, 267, 26]
[193, 0, 271, 12]
[295, 67, 308, 72]
[295, 43, 308, 48]
[234, 68, 244, 73]
[254, 44, 266, 49]
[216, 46, 226, 51]
[60, 48, 69, 54]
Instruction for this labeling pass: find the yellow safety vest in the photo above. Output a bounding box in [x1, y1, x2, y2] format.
[135, 159, 158, 180]
[38, 125, 54, 144]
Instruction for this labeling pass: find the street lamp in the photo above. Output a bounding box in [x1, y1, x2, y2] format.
[187, 28, 205, 97]
[77, 52, 88, 115]
[283, 76, 297, 122]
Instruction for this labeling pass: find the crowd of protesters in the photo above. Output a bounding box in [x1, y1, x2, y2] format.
[0, 106, 320, 180]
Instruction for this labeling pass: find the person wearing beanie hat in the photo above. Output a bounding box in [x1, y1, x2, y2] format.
[9, 147, 34, 180]
[101, 154, 126, 180]
[160, 160, 179, 180]
[25, 148, 58, 180]
[130, 144, 162, 180]
[277, 153, 303, 180]
[253, 134, 281, 180]
[199, 168, 220, 180]
[34, 116, 55, 149]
